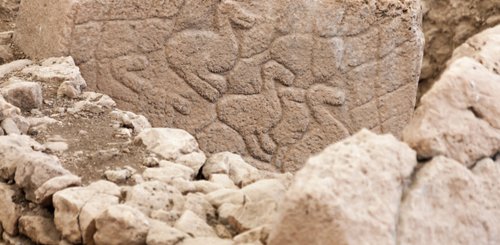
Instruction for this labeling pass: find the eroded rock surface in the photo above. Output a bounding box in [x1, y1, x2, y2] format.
[268, 129, 417, 245]
[18, 215, 61, 245]
[403, 57, 500, 166]
[14, 0, 424, 171]
[398, 156, 500, 244]
[94, 204, 151, 245]
[419, 0, 500, 95]
[0, 183, 21, 236]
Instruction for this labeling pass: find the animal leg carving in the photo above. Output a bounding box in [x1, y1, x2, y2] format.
[111, 56, 150, 93]
[244, 134, 272, 162]
[197, 68, 228, 95]
[307, 84, 349, 135]
[183, 72, 222, 103]
[258, 133, 277, 155]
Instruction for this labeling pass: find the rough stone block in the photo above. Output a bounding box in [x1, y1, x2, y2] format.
[15, 0, 424, 171]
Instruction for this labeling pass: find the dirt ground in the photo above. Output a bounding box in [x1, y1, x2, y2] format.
[25, 78, 149, 185]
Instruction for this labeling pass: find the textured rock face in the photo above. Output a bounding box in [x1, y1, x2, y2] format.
[94, 204, 151, 245]
[0, 81, 43, 111]
[0, 0, 20, 31]
[53, 181, 120, 244]
[18, 215, 61, 245]
[137, 128, 206, 173]
[448, 25, 500, 75]
[0, 183, 21, 236]
[14, 0, 424, 171]
[398, 157, 500, 244]
[419, 0, 500, 95]
[403, 57, 500, 166]
[268, 129, 417, 245]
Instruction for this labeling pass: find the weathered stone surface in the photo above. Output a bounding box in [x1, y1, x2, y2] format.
[209, 174, 238, 190]
[67, 92, 116, 114]
[215, 179, 285, 234]
[104, 167, 135, 183]
[0, 44, 13, 63]
[0, 133, 78, 205]
[0, 134, 43, 180]
[419, 0, 500, 95]
[219, 201, 278, 234]
[0, 0, 20, 24]
[202, 152, 261, 187]
[94, 204, 150, 245]
[143, 162, 195, 183]
[11, 115, 29, 135]
[146, 220, 188, 245]
[397, 156, 500, 244]
[79, 193, 120, 245]
[448, 25, 500, 74]
[18, 215, 61, 245]
[233, 225, 270, 245]
[241, 179, 285, 204]
[0, 183, 21, 235]
[0, 94, 20, 121]
[178, 237, 233, 245]
[1, 117, 19, 135]
[174, 210, 217, 238]
[403, 57, 500, 166]
[214, 224, 232, 239]
[137, 128, 206, 173]
[0, 59, 32, 79]
[192, 180, 225, 194]
[0, 31, 13, 45]
[125, 181, 185, 217]
[183, 193, 215, 222]
[268, 129, 417, 245]
[169, 178, 196, 195]
[15, 0, 424, 171]
[2, 232, 35, 245]
[34, 174, 81, 205]
[206, 189, 245, 208]
[1, 81, 43, 111]
[14, 151, 76, 202]
[53, 181, 120, 244]
[20, 57, 87, 98]
[110, 109, 151, 134]
[150, 210, 182, 227]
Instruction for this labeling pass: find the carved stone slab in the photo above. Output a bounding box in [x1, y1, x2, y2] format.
[15, 0, 424, 171]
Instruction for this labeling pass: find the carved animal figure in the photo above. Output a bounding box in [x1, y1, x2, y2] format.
[269, 34, 344, 89]
[111, 55, 191, 115]
[165, 0, 256, 103]
[259, 30, 347, 168]
[274, 83, 350, 171]
[217, 61, 294, 162]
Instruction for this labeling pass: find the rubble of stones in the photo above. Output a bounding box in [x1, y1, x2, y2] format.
[0, 54, 295, 245]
